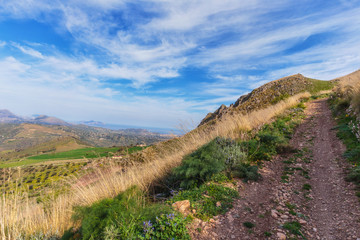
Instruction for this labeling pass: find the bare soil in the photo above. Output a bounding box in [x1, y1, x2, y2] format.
[191, 99, 360, 240]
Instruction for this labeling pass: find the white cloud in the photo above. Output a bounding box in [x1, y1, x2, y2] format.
[12, 43, 45, 59]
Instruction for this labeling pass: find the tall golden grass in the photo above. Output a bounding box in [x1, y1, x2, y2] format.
[336, 70, 360, 113]
[0, 92, 311, 239]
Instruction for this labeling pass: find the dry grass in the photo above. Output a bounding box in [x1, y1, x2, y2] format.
[0, 92, 311, 239]
[336, 70, 360, 113]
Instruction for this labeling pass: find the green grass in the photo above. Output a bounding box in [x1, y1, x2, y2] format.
[283, 221, 305, 238]
[306, 78, 334, 94]
[170, 182, 239, 220]
[329, 95, 360, 188]
[27, 147, 120, 160]
[0, 146, 145, 168]
[243, 221, 255, 229]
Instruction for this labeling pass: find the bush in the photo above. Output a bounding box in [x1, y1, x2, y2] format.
[232, 163, 260, 182]
[139, 213, 190, 240]
[335, 99, 350, 113]
[344, 146, 360, 163]
[172, 138, 226, 189]
[172, 137, 249, 189]
[346, 166, 360, 184]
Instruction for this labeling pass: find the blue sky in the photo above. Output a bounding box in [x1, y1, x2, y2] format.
[0, 0, 359, 129]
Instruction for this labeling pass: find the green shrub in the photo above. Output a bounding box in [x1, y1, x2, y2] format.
[344, 146, 360, 163]
[172, 138, 227, 189]
[346, 166, 360, 184]
[283, 221, 302, 235]
[139, 213, 190, 240]
[302, 183, 311, 191]
[220, 139, 248, 177]
[243, 221, 255, 228]
[210, 172, 230, 183]
[231, 163, 260, 182]
[172, 137, 249, 189]
[335, 99, 350, 112]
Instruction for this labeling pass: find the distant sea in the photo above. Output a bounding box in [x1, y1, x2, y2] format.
[84, 123, 183, 135]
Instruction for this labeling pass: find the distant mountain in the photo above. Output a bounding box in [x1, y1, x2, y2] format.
[32, 115, 70, 126]
[0, 109, 24, 123]
[0, 110, 172, 152]
[79, 120, 105, 127]
[0, 109, 71, 126]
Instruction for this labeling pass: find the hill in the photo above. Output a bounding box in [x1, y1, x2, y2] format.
[0, 136, 89, 163]
[199, 74, 333, 126]
[0, 122, 171, 163]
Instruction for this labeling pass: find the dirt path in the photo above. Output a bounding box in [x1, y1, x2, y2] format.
[192, 99, 360, 239]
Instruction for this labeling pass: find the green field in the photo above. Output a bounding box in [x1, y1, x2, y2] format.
[0, 146, 146, 168]
[28, 147, 120, 160]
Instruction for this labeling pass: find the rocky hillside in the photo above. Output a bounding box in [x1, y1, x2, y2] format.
[199, 74, 333, 126]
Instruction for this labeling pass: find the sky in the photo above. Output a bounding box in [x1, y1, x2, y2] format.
[0, 0, 360, 129]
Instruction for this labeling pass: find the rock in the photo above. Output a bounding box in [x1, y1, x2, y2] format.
[228, 214, 234, 223]
[299, 219, 306, 224]
[276, 206, 285, 211]
[192, 218, 202, 228]
[216, 201, 222, 207]
[172, 200, 191, 216]
[280, 214, 289, 219]
[271, 209, 279, 218]
[231, 235, 236, 239]
[277, 232, 286, 240]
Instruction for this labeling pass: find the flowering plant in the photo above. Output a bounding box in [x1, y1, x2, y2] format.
[140, 213, 190, 240]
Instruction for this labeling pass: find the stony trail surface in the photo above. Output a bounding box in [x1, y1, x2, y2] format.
[191, 99, 360, 240]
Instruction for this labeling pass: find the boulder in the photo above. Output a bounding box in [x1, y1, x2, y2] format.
[172, 200, 191, 216]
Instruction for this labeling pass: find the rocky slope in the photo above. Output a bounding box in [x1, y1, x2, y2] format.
[199, 74, 332, 126]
